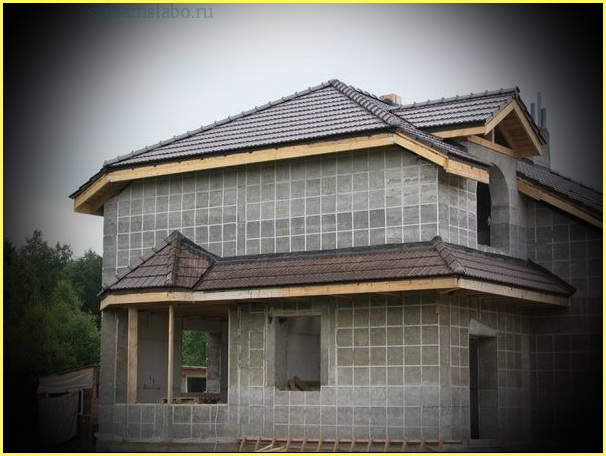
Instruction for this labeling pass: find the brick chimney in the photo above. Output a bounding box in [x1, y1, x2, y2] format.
[379, 93, 402, 105]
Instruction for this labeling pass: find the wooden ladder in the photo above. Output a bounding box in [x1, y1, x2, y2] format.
[238, 435, 462, 452]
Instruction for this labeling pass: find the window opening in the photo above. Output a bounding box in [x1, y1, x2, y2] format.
[477, 182, 491, 246]
[275, 315, 321, 391]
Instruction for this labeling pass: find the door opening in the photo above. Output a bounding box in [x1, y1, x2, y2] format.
[469, 335, 498, 440]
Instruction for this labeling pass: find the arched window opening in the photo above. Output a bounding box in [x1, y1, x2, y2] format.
[477, 182, 491, 246]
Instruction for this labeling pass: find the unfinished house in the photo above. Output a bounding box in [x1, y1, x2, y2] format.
[71, 79, 602, 451]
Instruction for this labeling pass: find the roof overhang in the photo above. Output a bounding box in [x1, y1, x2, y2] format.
[72, 132, 489, 216]
[100, 276, 570, 311]
[430, 99, 544, 158]
[518, 178, 602, 228]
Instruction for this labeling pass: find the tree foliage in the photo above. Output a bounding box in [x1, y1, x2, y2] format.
[4, 231, 102, 443]
[181, 330, 208, 366]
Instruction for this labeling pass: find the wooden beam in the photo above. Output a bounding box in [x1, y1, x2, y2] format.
[467, 135, 515, 157]
[101, 274, 570, 309]
[518, 179, 602, 228]
[485, 100, 542, 156]
[484, 99, 517, 133]
[167, 304, 175, 404]
[127, 307, 138, 404]
[100, 291, 194, 310]
[444, 159, 489, 184]
[432, 126, 486, 139]
[74, 133, 397, 214]
[432, 99, 542, 157]
[76, 130, 491, 215]
[393, 133, 489, 183]
[73, 174, 110, 214]
[458, 278, 570, 307]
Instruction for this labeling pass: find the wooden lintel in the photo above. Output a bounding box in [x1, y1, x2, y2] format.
[467, 135, 515, 157]
[127, 307, 138, 404]
[518, 179, 602, 228]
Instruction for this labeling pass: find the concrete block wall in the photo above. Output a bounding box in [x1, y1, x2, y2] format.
[98, 293, 535, 446]
[107, 403, 231, 443]
[224, 293, 533, 445]
[101, 146, 444, 284]
[437, 170, 477, 248]
[526, 200, 602, 448]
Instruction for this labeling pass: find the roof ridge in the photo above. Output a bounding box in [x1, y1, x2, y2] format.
[432, 236, 466, 275]
[328, 80, 471, 158]
[104, 80, 335, 167]
[401, 87, 519, 109]
[328, 79, 402, 127]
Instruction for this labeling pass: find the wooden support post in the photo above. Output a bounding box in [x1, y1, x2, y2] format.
[167, 305, 175, 404]
[127, 307, 138, 404]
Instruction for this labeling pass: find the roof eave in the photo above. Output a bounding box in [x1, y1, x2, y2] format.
[518, 177, 603, 229]
[100, 275, 571, 310]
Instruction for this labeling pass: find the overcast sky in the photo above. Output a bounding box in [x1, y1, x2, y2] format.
[4, 3, 602, 256]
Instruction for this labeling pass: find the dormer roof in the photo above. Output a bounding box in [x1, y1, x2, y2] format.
[394, 88, 545, 158]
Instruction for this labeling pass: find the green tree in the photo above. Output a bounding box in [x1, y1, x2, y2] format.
[3, 231, 101, 450]
[63, 249, 103, 319]
[181, 330, 208, 366]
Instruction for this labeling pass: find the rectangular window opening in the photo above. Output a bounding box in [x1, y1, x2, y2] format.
[180, 329, 209, 394]
[275, 315, 322, 391]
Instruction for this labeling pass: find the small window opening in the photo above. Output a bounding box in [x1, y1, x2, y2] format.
[186, 376, 206, 393]
[477, 182, 491, 246]
[180, 330, 208, 394]
[275, 316, 321, 391]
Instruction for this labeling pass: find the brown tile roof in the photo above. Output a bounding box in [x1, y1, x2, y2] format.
[102, 232, 574, 298]
[395, 89, 516, 128]
[105, 231, 215, 291]
[100, 79, 484, 171]
[517, 159, 602, 217]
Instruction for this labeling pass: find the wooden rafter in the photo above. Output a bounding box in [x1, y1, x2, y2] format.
[518, 178, 602, 228]
[433, 99, 543, 158]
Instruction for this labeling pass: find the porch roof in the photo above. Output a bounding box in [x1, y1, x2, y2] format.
[101, 231, 574, 308]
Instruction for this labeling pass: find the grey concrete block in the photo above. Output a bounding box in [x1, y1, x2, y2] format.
[370, 367, 387, 385]
[321, 233, 336, 250]
[306, 197, 320, 215]
[352, 230, 368, 247]
[387, 346, 403, 365]
[369, 209, 385, 228]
